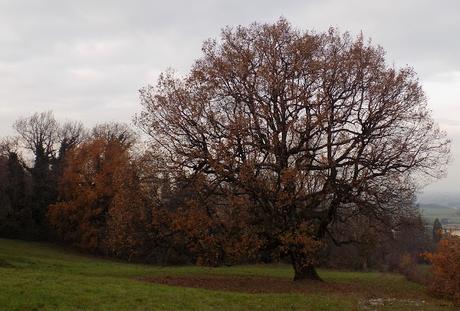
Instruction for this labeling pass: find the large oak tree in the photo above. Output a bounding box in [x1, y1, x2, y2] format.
[137, 19, 450, 280]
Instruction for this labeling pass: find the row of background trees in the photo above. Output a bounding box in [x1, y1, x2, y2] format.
[0, 111, 261, 264]
[0, 19, 450, 281]
[0, 110, 432, 270]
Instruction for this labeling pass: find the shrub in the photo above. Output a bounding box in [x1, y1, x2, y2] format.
[398, 252, 428, 285]
[424, 235, 460, 304]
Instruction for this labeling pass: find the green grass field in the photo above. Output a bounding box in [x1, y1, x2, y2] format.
[0, 238, 454, 310]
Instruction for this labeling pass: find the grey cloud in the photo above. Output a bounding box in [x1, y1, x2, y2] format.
[0, 0, 458, 194]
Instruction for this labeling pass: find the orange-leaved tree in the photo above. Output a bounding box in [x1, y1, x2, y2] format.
[424, 235, 460, 304]
[48, 136, 150, 258]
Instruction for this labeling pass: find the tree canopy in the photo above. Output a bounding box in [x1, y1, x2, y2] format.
[137, 19, 450, 280]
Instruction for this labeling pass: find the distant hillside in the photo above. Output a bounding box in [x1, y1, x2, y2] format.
[419, 203, 460, 225]
[419, 203, 451, 209]
[418, 192, 460, 209]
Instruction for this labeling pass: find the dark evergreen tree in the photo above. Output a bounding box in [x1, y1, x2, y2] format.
[0, 152, 33, 238]
[433, 218, 443, 243]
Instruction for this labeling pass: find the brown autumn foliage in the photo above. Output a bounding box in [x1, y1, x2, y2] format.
[48, 137, 259, 265]
[48, 137, 150, 258]
[160, 174, 262, 266]
[185, 203, 261, 266]
[136, 19, 450, 280]
[424, 235, 460, 304]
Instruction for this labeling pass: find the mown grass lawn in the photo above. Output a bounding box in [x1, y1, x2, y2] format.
[0, 238, 454, 310]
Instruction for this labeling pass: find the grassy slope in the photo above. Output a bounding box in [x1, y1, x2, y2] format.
[0, 238, 454, 311]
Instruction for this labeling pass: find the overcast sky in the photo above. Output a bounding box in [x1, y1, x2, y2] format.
[0, 0, 459, 195]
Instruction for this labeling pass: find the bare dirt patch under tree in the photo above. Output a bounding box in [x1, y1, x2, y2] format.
[141, 275, 423, 298]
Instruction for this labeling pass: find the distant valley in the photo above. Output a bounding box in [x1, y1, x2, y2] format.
[419, 203, 460, 225]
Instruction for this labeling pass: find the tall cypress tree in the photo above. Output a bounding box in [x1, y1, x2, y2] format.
[433, 218, 443, 243]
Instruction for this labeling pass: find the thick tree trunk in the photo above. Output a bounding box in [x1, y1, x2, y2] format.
[291, 252, 322, 281]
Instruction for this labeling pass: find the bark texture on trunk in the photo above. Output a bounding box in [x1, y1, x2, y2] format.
[291, 253, 322, 281]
